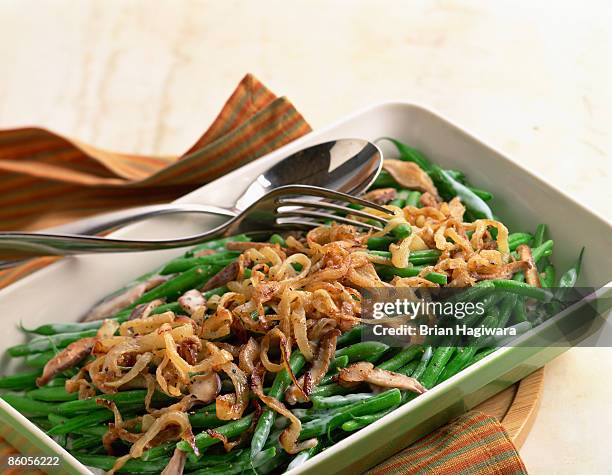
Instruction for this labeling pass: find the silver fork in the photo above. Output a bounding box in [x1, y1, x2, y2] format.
[0, 185, 394, 262]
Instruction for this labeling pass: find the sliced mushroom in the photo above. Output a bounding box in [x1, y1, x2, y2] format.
[189, 373, 221, 403]
[202, 261, 240, 291]
[36, 337, 96, 387]
[178, 289, 206, 315]
[383, 159, 439, 199]
[225, 241, 278, 251]
[128, 298, 165, 321]
[83, 275, 171, 322]
[362, 188, 397, 205]
[337, 361, 426, 394]
[161, 448, 187, 475]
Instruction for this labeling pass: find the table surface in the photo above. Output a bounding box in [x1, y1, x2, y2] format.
[0, 1, 610, 473]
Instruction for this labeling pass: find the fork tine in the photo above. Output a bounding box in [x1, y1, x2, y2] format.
[277, 209, 383, 231]
[272, 185, 395, 216]
[277, 199, 391, 224]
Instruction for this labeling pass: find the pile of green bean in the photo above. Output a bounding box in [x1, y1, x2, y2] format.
[0, 138, 585, 474]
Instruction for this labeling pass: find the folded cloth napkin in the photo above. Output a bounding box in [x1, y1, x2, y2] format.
[0, 75, 527, 475]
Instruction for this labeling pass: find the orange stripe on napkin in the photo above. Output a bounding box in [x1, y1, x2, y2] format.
[365, 412, 527, 475]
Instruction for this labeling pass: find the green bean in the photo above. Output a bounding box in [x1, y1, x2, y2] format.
[540, 265, 556, 288]
[391, 223, 411, 240]
[26, 318, 110, 336]
[559, 247, 584, 288]
[8, 329, 99, 357]
[300, 389, 401, 439]
[75, 454, 170, 473]
[470, 348, 497, 365]
[251, 352, 306, 458]
[396, 359, 420, 377]
[375, 265, 448, 285]
[24, 350, 56, 367]
[160, 252, 239, 274]
[405, 191, 422, 207]
[336, 325, 363, 348]
[335, 341, 389, 364]
[377, 345, 423, 371]
[27, 387, 77, 402]
[309, 384, 351, 398]
[488, 280, 553, 301]
[56, 390, 174, 414]
[411, 346, 433, 381]
[71, 435, 102, 451]
[533, 224, 547, 248]
[1, 394, 57, 416]
[468, 186, 493, 202]
[190, 447, 277, 475]
[29, 416, 54, 431]
[341, 407, 396, 432]
[444, 170, 467, 184]
[496, 294, 519, 329]
[420, 343, 457, 389]
[311, 393, 374, 410]
[429, 166, 493, 219]
[438, 315, 498, 383]
[332, 354, 349, 369]
[48, 414, 108, 437]
[367, 236, 395, 250]
[48, 410, 114, 435]
[372, 169, 399, 188]
[189, 407, 222, 429]
[369, 249, 441, 266]
[134, 265, 219, 305]
[287, 444, 321, 471]
[0, 369, 41, 389]
[508, 233, 533, 251]
[532, 240, 554, 264]
[203, 286, 229, 299]
[269, 233, 286, 246]
[512, 299, 528, 323]
[179, 414, 254, 453]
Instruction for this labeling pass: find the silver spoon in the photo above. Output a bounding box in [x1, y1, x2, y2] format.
[47, 138, 382, 236]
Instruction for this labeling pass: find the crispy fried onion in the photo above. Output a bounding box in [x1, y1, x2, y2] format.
[517, 244, 541, 288]
[109, 411, 197, 474]
[105, 352, 153, 388]
[285, 329, 340, 404]
[251, 364, 317, 454]
[238, 337, 260, 375]
[337, 362, 426, 394]
[215, 362, 249, 420]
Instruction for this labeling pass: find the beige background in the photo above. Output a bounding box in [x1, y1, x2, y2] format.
[0, 0, 611, 473]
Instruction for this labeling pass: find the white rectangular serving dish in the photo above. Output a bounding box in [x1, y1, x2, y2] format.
[1, 103, 610, 475]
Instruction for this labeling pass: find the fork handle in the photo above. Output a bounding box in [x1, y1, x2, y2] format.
[45, 203, 236, 235]
[0, 203, 236, 268]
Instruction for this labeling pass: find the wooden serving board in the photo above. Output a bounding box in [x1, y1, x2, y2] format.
[471, 367, 544, 448]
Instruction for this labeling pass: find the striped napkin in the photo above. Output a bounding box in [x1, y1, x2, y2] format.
[0, 74, 527, 475]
